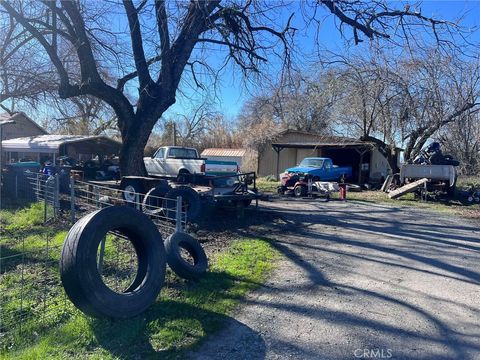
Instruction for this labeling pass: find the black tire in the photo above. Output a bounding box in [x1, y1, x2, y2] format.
[446, 176, 457, 197]
[121, 179, 145, 206]
[176, 169, 190, 183]
[294, 185, 306, 197]
[60, 206, 166, 319]
[164, 232, 208, 280]
[142, 183, 171, 215]
[163, 186, 201, 222]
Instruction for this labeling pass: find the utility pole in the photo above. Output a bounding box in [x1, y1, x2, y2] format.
[172, 122, 177, 146]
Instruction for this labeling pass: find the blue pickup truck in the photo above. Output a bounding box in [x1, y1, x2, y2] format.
[285, 157, 352, 181]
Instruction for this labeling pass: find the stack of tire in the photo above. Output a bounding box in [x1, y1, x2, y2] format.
[60, 206, 207, 319]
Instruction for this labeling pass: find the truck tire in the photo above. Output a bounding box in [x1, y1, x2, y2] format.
[121, 179, 145, 206]
[163, 186, 201, 222]
[60, 206, 166, 319]
[142, 183, 171, 215]
[164, 232, 208, 280]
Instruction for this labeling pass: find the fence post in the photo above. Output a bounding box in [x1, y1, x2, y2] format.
[135, 192, 140, 211]
[36, 175, 40, 202]
[175, 195, 183, 232]
[44, 181, 48, 223]
[94, 186, 100, 209]
[70, 176, 75, 224]
[54, 174, 60, 217]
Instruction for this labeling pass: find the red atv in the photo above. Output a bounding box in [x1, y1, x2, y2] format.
[278, 172, 325, 198]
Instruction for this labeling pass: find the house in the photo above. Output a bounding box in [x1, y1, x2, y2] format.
[0, 112, 48, 140]
[257, 130, 400, 183]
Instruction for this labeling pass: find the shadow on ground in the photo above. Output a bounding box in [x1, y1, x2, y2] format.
[192, 199, 480, 360]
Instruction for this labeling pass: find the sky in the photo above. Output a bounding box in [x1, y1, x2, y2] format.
[165, 0, 480, 122]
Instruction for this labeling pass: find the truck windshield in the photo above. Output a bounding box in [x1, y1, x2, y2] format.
[299, 159, 324, 168]
[168, 148, 198, 159]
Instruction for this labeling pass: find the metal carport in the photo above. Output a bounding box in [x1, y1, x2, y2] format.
[1, 135, 121, 163]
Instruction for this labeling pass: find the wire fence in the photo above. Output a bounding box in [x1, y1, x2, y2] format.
[0, 171, 185, 352]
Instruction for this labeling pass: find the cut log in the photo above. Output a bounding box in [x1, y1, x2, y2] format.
[388, 178, 428, 199]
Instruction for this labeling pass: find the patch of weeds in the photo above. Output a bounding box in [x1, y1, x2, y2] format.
[256, 180, 280, 194]
[1, 203, 51, 232]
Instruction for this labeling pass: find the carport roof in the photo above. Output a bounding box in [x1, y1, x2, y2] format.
[272, 136, 375, 150]
[1, 135, 121, 154]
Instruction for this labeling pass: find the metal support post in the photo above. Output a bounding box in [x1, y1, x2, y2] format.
[70, 176, 75, 224]
[175, 195, 183, 232]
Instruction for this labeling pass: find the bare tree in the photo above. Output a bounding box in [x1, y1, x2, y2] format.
[326, 48, 480, 170]
[46, 96, 118, 136]
[1, 0, 464, 175]
[439, 111, 480, 175]
[0, 12, 56, 112]
[1, 0, 293, 175]
[398, 53, 480, 160]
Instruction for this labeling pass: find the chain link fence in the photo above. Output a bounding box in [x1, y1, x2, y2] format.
[1, 172, 185, 352]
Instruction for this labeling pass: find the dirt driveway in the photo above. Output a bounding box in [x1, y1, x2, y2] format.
[191, 199, 480, 360]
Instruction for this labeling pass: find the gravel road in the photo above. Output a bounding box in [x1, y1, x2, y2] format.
[191, 199, 480, 360]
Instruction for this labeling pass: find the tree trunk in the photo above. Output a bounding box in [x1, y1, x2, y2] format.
[119, 136, 148, 176]
[118, 114, 157, 176]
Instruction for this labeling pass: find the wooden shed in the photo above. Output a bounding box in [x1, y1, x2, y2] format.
[257, 130, 400, 183]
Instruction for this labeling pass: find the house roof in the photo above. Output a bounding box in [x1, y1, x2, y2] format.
[0, 112, 48, 134]
[1, 135, 121, 154]
[201, 148, 247, 157]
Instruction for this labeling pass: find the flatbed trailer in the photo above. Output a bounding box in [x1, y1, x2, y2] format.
[115, 171, 263, 207]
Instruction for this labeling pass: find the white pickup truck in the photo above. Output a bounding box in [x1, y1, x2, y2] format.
[144, 146, 238, 179]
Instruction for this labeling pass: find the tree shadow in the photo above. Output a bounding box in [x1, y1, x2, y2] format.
[89, 270, 267, 360]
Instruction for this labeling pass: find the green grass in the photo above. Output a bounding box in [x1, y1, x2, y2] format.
[1, 231, 278, 360]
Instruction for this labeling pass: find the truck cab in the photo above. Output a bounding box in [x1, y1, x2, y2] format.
[144, 146, 238, 179]
[285, 157, 352, 181]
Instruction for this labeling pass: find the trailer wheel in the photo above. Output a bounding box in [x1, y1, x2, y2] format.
[163, 186, 201, 222]
[294, 185, 306, 197]
[142, 183, 171, 215]
[121, 179, 145, 206]
[176, 169, 190, 183]
[60, 206, 166, 319]
[164, 232, 207, 280]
